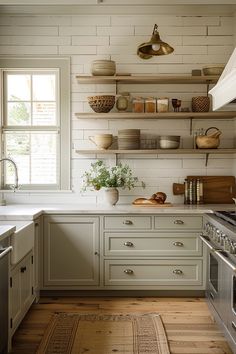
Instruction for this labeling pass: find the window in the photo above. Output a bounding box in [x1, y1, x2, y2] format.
[0, 58, 70, 190]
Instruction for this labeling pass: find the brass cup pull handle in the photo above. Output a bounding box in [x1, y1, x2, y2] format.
[173, 269, 183, 275]
[124, 269, 134, 275]
[174, 219, 184, 225]
[123, 220, 133, 225]
[173, 241, 184, 247]
[124, 241, 134, 247]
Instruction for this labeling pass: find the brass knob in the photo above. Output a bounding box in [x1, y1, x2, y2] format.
[94, 251, 99, 255]
[123, 220, 133, 225]
[124, 241, 134, 247]
[173, 269, 183, 275]
[173, 241, 184, 247]
[174, 219, 184, 225]
[124, 269, 134, 275]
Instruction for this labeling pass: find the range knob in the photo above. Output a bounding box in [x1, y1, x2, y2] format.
[229, 241, 236, 255]
[224, 237, 231, 252]
[220, 233, 226, 246]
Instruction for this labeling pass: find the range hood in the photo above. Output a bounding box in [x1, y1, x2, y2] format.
[209, 48, 236, 111]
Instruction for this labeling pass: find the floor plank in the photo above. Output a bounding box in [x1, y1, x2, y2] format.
[11, 297, 233, 354]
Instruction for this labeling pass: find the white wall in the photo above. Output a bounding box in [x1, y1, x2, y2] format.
[0, 5, 235, 205]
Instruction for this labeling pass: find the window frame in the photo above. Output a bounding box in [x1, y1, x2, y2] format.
[0, 57, 70, 191]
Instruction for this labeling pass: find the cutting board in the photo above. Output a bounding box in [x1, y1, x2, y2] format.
[173, 176, 236, 204]
[132, 202, 173, 207]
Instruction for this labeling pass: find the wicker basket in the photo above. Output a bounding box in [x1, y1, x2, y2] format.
[88, 95, 115, 113]
[192, 96, 210, 112]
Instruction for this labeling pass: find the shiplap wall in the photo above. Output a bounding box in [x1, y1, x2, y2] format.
[0, 6, 235, 204]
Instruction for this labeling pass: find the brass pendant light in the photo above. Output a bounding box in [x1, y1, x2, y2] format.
[137, 24, 174, 59]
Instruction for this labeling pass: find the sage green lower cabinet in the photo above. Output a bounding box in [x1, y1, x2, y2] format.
[43, 216, 99, 288]
[9, 250, 34, 335]
[42, 213, 205, 291]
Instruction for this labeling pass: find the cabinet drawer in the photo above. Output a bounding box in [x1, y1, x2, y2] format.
[104, 259, 202, 286]
[154, 215, 202, 230]
[104, 232, 202, 257]
[104, 216, 151, 230]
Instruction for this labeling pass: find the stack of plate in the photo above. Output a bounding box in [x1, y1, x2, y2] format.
[118, 129, 140, 150]
[91, 60, 116, 76]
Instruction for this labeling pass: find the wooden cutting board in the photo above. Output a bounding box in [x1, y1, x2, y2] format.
[132, 202, 173, 207]
[173, 176, 236, 204]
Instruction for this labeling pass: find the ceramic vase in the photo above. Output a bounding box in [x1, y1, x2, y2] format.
[104, 187, 119, 206]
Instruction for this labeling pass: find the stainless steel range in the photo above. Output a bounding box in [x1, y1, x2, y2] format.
[201, 211, 236, 353]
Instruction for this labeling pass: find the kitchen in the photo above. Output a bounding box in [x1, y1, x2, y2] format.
[0, 0, 236, 353]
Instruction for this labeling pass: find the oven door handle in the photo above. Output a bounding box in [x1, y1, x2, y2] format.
[199, 234, 216, 251]
[214, 250, 236, 272]
[200, 234, 236, 272]
[0, 246, 13, 260]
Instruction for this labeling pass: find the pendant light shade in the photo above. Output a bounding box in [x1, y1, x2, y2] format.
[137, 24, 174, 59]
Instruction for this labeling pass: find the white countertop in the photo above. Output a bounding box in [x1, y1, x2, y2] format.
[0, 203, 235, 220]
[0, 225, 15, 242]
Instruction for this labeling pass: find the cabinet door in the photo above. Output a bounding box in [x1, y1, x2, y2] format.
[43, 216, 99, 286]
[10, 251, 34, 333]
[20, 254, 33, 312]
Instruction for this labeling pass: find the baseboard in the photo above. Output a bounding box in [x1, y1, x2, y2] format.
[40, 289, 205, 297]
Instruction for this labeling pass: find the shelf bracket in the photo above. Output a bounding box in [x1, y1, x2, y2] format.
[115, 153, 118, 166]
[115, 81, 118, 95]
[205, 153, 209, 167]
[189, 117, 193, 135]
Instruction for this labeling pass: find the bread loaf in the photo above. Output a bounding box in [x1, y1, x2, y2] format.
[133, 198, 159, 205]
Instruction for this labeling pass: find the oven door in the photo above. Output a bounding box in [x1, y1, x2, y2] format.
[200, 235, 230, 325]
[227, 272, 236, 345]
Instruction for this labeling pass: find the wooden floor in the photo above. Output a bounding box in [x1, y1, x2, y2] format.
[11, 297, 233, 354]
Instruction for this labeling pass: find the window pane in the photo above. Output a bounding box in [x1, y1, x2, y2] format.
[7, 102, 31, 125]
[7, 74, 31, 101]
[33, 75, 56, 101]
[31, 133, 57, 184]
[4, 132, 57, 186]
[33, 102, 56, 125]
[4, 133, 30, 184]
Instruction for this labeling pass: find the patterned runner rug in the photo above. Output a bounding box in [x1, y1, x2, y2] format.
[36, 313, 170, 354]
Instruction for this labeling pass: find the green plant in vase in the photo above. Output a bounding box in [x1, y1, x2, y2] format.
[81, 160, 145, 205]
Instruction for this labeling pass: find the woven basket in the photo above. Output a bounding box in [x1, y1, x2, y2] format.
[192, 96, 210, 112]
[88, 95, 115, 113]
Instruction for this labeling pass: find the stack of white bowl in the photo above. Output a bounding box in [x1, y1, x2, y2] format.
[118, 129, 140, 150]
[91, 60, 116, 76]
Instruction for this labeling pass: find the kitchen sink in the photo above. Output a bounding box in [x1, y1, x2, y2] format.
[0, 221, 34, 264]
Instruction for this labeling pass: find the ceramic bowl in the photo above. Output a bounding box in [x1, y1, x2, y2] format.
[159, 135, 180, 149]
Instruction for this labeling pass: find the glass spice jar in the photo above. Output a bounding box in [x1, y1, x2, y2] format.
[157, 98, 169, 113]
[132, 97, 145, 113]
[145, 97, 156, 113]
[116, 92, 129, 112]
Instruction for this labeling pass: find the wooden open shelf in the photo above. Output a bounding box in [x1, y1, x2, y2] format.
[75, 111, 236, 120]
[76, 75, 220, 85]
[76, 149, 236, 155]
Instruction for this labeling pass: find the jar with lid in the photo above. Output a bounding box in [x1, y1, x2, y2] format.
[157, 98, 169, 113]
[145, 97, 156, 113]
[132, 97, 144, 113]
[116, 92, 130, 112]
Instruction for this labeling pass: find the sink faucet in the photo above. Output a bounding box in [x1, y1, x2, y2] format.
[0, 158, 19, 192]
